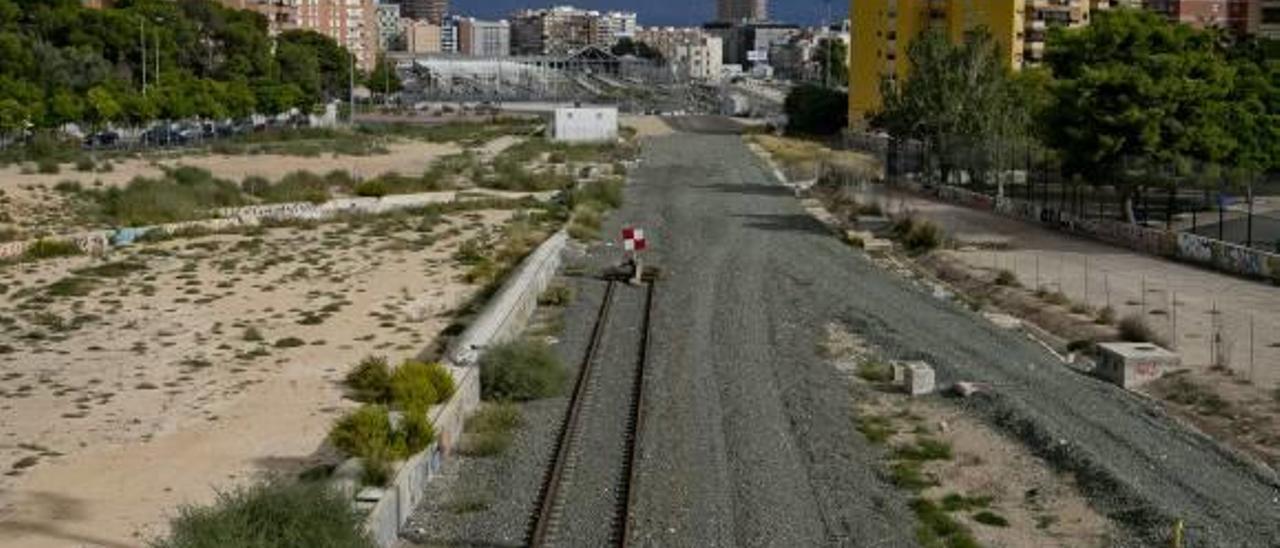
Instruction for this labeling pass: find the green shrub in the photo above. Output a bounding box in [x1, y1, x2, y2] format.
[857, 415, 894, 444]
[260, 171, 330, 204]
[274, 337, 306, 348]
[994, 269, 1018, 287]
[972, 511, 1009, 527]
[1118, 314, 1163, 345]
[911, 498, 980, 548]
[538, 285, 573, 306]
[856, 360, 894, 383]
[939, 493, 993, 512]
[1095, 306, 1116, 325]
[479, 339, 567, 401]
[890, 461, 936, 491]
[466, 402, 523, 433]
[422, 362, 456, 401]
[23, 239, 81, 260]
[399, 408, 436, 455]
[54, 180, 83, 193]
[345, 355, 392, 403]
[329, 405, 394, 459]
[361, 453, 393, 487]
[37, 158, 60, 174]
[390, 361, 442, 411]
[353, 179, 388, 198]
[894, 218, 943, 254]
[75, 157, 96, 172]
[894, 437, 953, 461]
[94, 171, 244, 226]
[241, 176, 270, 196]
[151, 478, 376, 548]
[242, 326, 264, 342]
[572, 179, 624, 210]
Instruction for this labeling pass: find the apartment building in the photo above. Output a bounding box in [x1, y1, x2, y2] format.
[458, 18, 511, 57]
[400, 0, 448, 25]
[223, 0, 379, 70]
[511, 6, 627, 56]
[1263, 0, 1280, 37]
[375, 1, 402, 50]
[635, 27, 724, 80]
[849, 0, 1101, 125]
[717, 0, 768, 22]
[404, 19, 442, 54]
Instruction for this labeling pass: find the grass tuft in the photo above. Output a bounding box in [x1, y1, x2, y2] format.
[479, 339, 566, 401]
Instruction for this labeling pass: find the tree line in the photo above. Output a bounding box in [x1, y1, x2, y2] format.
[0, 0, 360, 133]
[788, 9, 1278, 222]
[874, 9, 1279, 221]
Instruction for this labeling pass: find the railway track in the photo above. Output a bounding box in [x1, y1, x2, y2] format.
[528, 274, 657, 548]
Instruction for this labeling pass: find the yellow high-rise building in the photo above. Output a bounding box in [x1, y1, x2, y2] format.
[850, 0, 1088, 126]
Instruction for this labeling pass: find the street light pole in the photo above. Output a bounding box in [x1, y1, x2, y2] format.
[140, 20, 147, 94]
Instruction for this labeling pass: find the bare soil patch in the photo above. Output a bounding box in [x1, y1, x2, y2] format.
[0, 207, 526, 547]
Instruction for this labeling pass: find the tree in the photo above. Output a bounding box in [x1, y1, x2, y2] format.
[365, 55, 401, 96]
[85, 85, 121, 128]
[875, 29, 1032, 188]
[811, 37, 847, 87]
[784, 83, 847, 135]
[1043, 9, 1250, 222]
[611, 38, 664, 62]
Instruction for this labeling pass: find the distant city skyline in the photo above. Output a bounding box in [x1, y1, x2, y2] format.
[450, 0, 847, 26]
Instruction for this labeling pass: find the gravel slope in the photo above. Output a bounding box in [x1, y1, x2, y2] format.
[621, 128, 1280, 548]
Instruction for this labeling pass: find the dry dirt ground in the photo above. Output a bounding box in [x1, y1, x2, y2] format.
[860, 188, 1280, 472]
[823, 324, 1118, 547]
[0, 208, 523, 548]
[0, 139, 469, 237]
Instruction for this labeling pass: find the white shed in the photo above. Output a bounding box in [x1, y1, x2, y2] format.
[551, 106, 618, 144]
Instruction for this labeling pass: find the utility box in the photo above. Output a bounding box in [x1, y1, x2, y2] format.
[1095, 342, 1180, 389]
[551, 106, 618, 144]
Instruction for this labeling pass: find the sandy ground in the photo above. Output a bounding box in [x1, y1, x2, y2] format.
[0, 208, 522, 547]
[619, 116, 673, 139]
[0, 140, 466, 238]
[824, 324, 1116, 547]
[870, 188, 1280, 389]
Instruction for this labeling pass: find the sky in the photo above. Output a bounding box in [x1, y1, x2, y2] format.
[450, 0, 849, 27]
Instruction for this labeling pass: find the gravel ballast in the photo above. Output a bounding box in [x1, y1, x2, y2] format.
[621, 126, 1278, 547]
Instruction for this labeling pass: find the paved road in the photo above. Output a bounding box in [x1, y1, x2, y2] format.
[618, 126, 1280, 547]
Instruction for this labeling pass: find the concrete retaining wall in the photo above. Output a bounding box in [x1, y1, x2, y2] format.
[361, 229, 568, 547]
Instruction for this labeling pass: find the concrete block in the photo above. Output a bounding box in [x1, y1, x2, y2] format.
[863, 238, 893, 253]
[1095, 342, 1179, 389]
[891, 362, 907, 385]
[904, 361, 936, 396]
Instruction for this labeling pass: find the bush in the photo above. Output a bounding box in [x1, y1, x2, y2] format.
[459, 403, 522, 457]
[894, 438, 953, 461]
[241, 176, 270, 196]
[785, 84, 849, 136]
[538, 285, 573, 306]
[274, 337, 306, 348]
[994, 270, 1018, 287]
[894, 218, 943, 254]
[151, 478, 376, 548]
[856, 360, 894, 383]
[399, 408, 436, 455]
[23, 239, 82, 260]
[329, 405, 394, 459]
[345, 355, 392, 403]
[1118, 314, 1162, 345]
[260, 171, 330, 204]
[75, 157, 96, 172]
[353, 179, 388, 198]
[972, 511, 1009, 527]
[37, 158, 60, 174]
[572, 179, 624, 210]
[1095, 306, 1116, 325]
[93, 171, 244, 226]
[390, 361, 450, 411]
[479, 339, 567, 401]
[54, 180, 83, 193]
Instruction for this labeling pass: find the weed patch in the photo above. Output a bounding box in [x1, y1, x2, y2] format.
[479, 339, 566, 401]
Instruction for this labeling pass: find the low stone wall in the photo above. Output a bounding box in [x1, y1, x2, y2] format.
[361, 229, 568, 547]
[0, 189, 555, 261]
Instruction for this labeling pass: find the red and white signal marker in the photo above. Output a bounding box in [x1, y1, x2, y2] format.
[622, 227, 647, 252]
